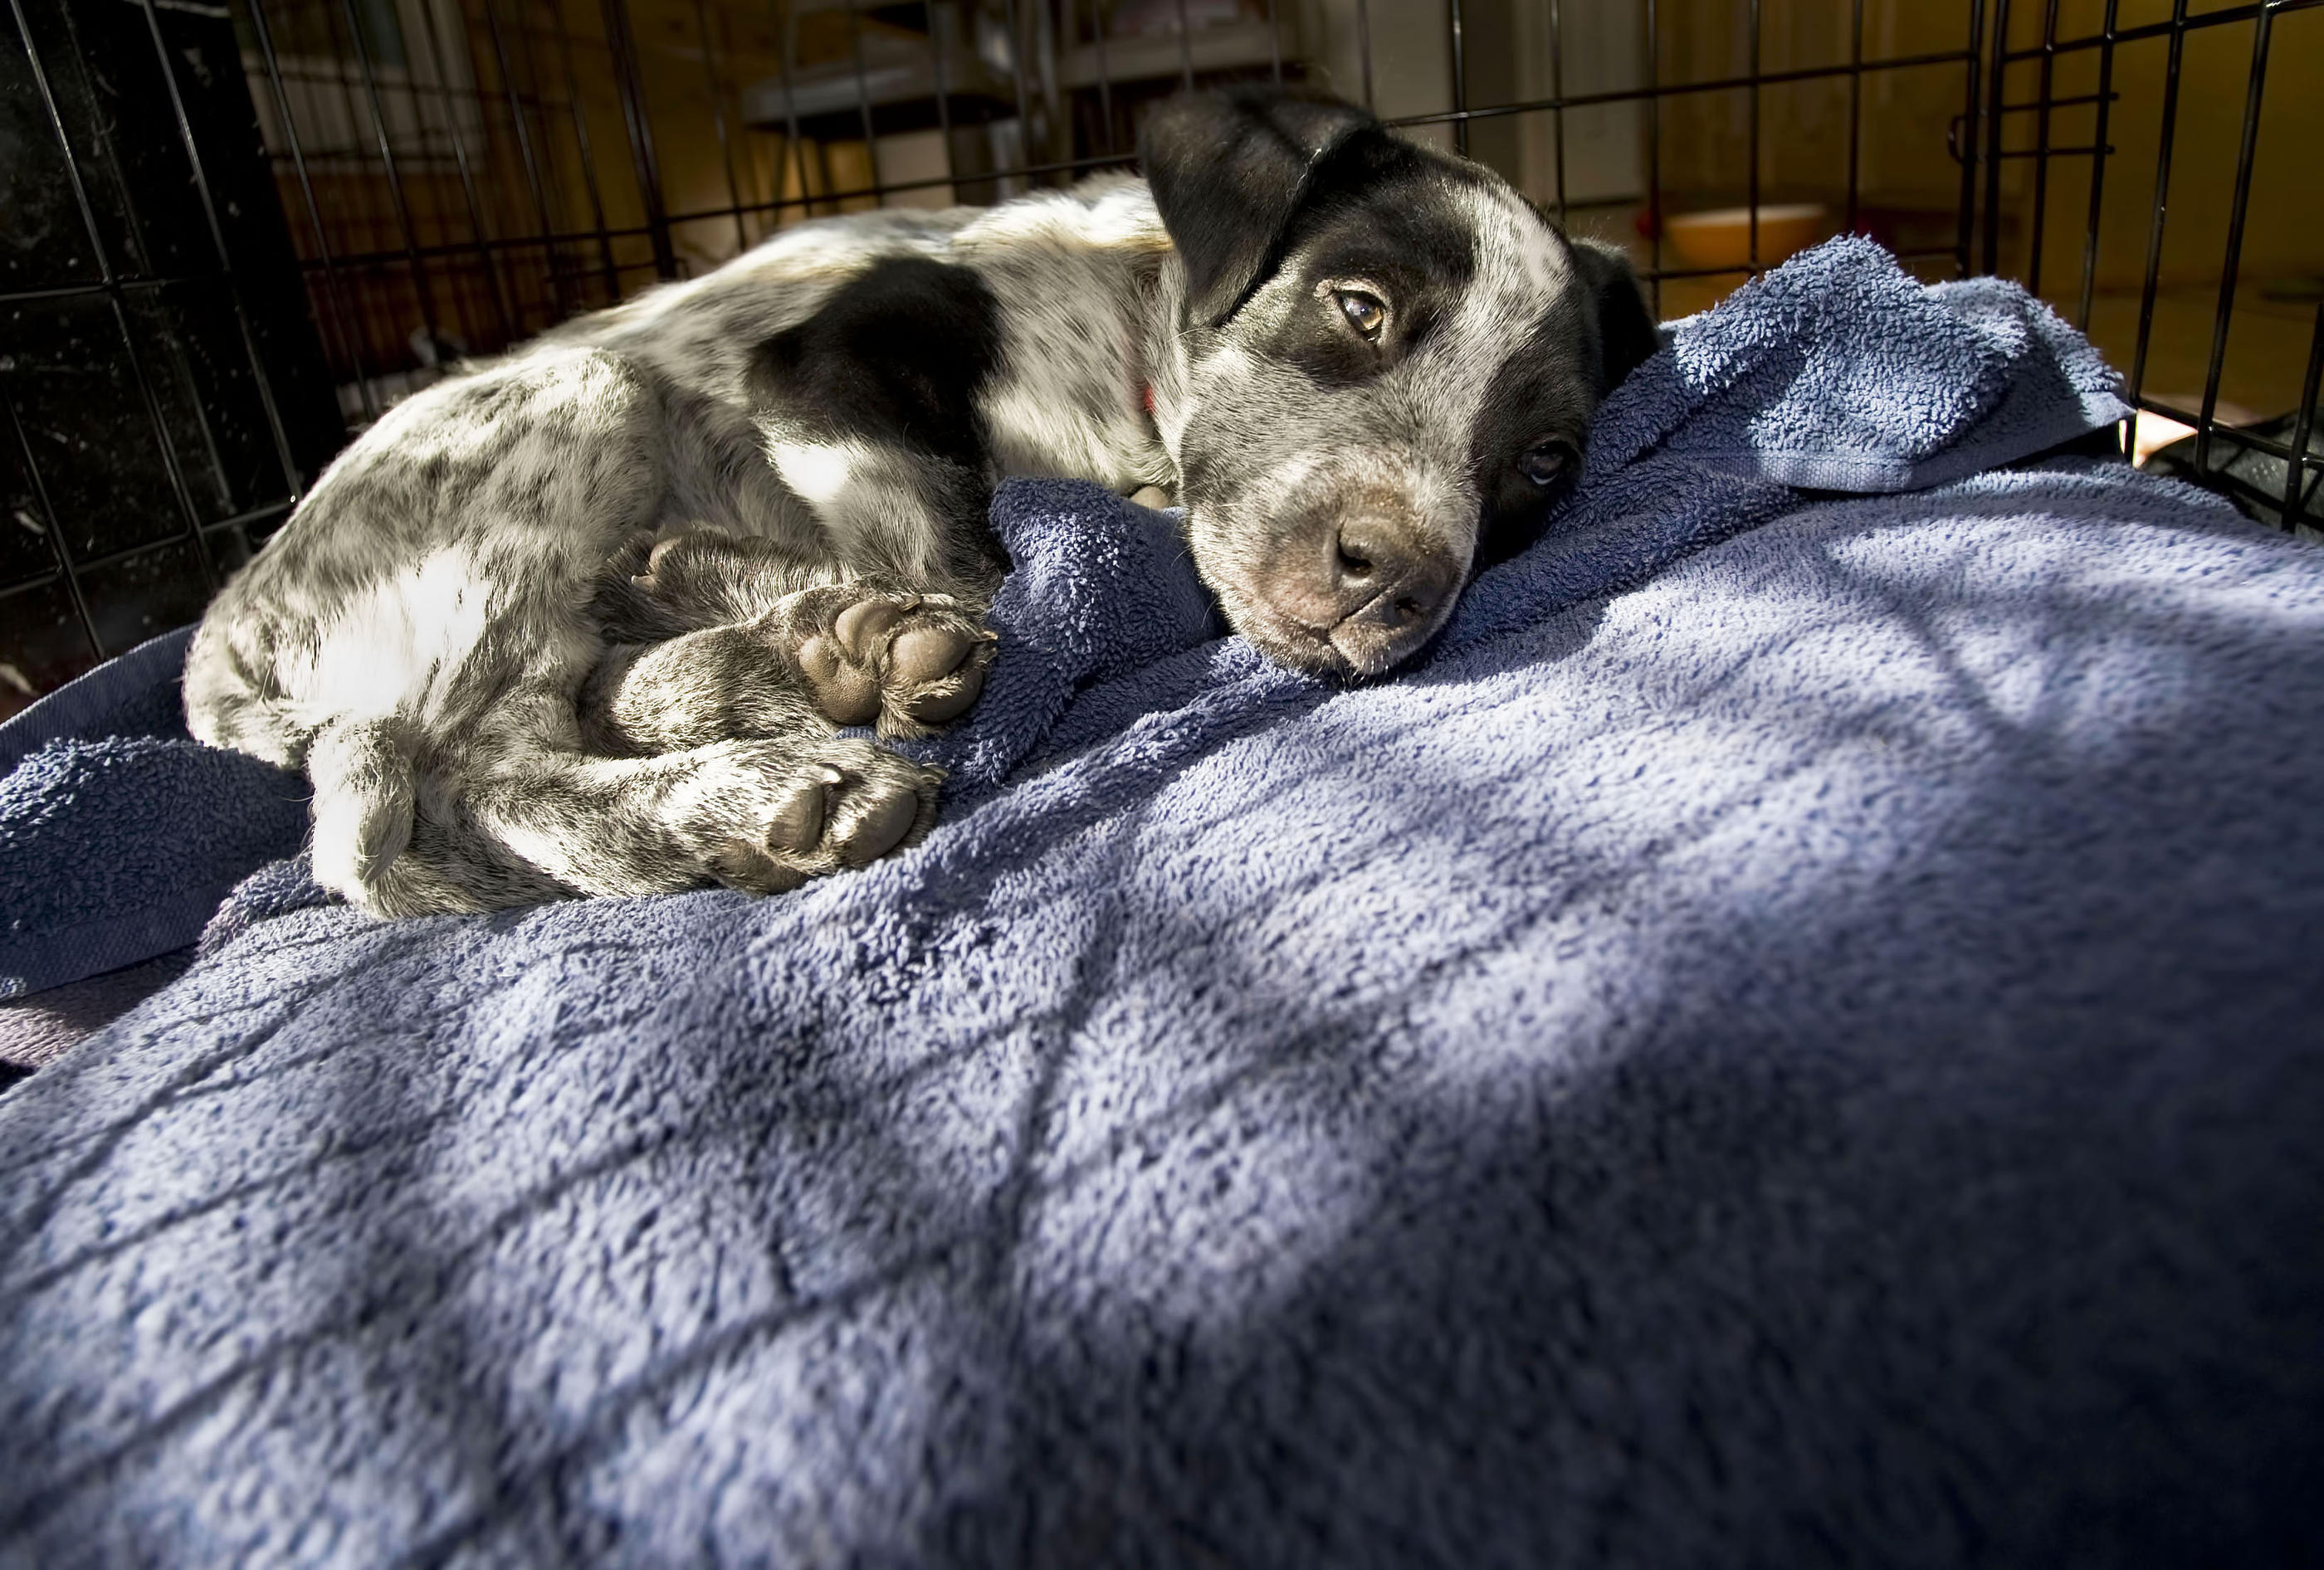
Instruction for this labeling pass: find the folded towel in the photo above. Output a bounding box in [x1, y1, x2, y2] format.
[0, 624, 196, 778]
[1589, 235, 2131, 491]
[0, 734, 305, 998]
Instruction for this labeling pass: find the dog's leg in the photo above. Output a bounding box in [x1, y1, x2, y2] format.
[616, 256, 1016, 770]
[748, 254, 1010, 595]
[350, 795, 574, 917]
[461, 731, 943, 899]
[333, 732, 937, 914]
[583, 529, 995, 754]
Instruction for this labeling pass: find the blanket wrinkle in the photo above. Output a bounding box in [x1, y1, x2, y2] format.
[4, 241, 2323, 1567]
[906, 483, 1226, 803]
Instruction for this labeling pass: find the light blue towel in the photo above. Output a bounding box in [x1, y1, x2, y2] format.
[1590, 234, 2131, 491]
[4, 241, 2320, 1567]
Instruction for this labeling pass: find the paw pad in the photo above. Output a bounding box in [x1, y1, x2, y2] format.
[685, 739, 940, 894]
[788, 590, 995, 737]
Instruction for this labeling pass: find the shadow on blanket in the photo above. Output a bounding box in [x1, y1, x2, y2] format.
[3, 241, 2321, 1566]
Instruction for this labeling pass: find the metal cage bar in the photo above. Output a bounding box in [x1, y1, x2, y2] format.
[928, 0, 959, 195]
[80, 0, 2324, 434]
[2006, 0, 2317, 59]
[2073, 0, 2118, 332]
[1845, 0, 1863, 237]
[1398, 44, 1982, 134]
[1746, 0, 1760, 274]
[690, 0, 754, 256]
[1547, 0, 1567, 222]
[549, 0, 628, 303]
[2121, 0, 2190, 471]
[1449, 0, 1468, 158]
[335, 0, 453, 350]
[2010, 0, 2317, 531]
[2026, 0, 2058, 295]
[6, 0, 221, 595]
[134, 0, 310, 500]
[1087, 0, 1115, 151]
[601, 0, 678, 280]
[1644, 0, 1661, 317]
[411, 0, 519, 342]
[0, 385, 100, 656]
[764, 0, 808, 225]
[1980, 0, 2010, 275]
[246, 0, 383, 423]
[1956, 0, 1985, 277]
[2286, 305, 2322, 525]
[844, 0, 887, 200]
[2193, 0, 2273, 476]
[481, 0, 573, 321]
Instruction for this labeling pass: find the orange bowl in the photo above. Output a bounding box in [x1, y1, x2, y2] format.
[1662, 203, 1830, 272]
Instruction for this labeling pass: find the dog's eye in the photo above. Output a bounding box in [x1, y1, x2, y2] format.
[1518, 441, 1575, 487]
[1334, 290, 1387, 341]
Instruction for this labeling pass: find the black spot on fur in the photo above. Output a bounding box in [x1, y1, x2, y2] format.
[1468, 303, 1602, 565]
[1570, 236, 1660, 396]
[1142, 88, 1453, 330]
[1247, 155, 1482, 389]
[750, 256, 1000, 470]
[1466, 234, 1657, 564]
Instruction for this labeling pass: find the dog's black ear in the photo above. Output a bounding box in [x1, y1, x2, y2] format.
[1570, 236, 1660, 394]
[1140, 88, 1382, 329]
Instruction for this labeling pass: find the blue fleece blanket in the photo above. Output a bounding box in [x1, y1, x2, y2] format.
[4, 240, 2322, 1566]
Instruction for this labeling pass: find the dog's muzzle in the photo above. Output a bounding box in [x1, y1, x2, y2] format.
[1255, 507, 1462, 676]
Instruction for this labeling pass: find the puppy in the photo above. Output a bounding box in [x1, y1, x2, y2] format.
[184, 89, 1657, 917]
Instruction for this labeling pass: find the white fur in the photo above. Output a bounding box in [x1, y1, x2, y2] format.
[277, 546, 497, 732]
[766, 436, 872, 510]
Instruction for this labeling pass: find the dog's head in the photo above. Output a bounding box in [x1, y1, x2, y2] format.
[1140, 90, 1658, 677]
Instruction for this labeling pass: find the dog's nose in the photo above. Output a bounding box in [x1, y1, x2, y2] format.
[1325, 514, 1457, 670]
[1331, 516, 1450, 621]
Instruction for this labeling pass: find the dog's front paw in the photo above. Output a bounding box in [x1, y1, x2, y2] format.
[778, 587, 996, 739]
[676, 737, 940, 893]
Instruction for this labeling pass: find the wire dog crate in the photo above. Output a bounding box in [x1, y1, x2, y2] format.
[2, 0, 2317, 718]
